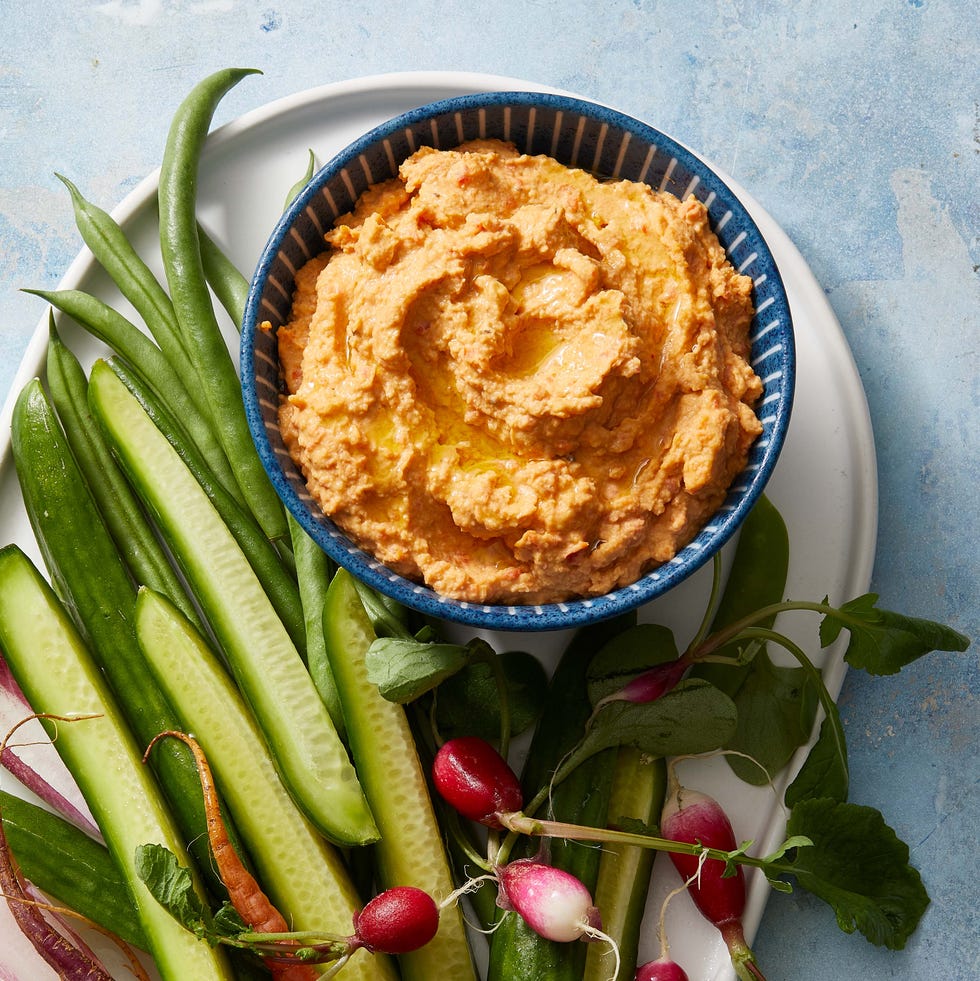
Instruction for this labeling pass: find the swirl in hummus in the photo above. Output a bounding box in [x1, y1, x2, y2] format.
[276, 140, 763, 605]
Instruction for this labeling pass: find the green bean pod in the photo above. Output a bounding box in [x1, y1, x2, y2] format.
[197, 221, 250, 331]
[157, 66, 287, 544]
[28, 286, 242, 505]
[45, 317, 203, 630]
[55, 173, 200, 396]
[288, 512, 344, 732]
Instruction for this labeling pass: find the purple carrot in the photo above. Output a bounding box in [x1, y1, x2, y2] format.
[0, 748, 100, 840]
[0, 664, 99, 838]
[1, 717, 113, 981]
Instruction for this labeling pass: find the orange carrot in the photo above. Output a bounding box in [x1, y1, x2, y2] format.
[145, 730, 316, 980]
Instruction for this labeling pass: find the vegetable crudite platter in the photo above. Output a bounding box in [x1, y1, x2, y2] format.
[0, 69, 969, 981]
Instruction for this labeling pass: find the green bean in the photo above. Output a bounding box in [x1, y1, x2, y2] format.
[288, 512, 343, 730]
[157, 67, 287, 544]
[27, 287, 243, 506]
[55, 174, 202, 402]
[198, 221, 250, 331]
[105, 355, 307, 659]
[283, 148, 316, 211]
[44, 316, 203, 631]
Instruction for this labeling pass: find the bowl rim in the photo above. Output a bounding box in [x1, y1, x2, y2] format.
[241, 90, 795, 632]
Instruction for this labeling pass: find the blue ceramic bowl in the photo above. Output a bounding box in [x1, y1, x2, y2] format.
[242, 92, 795, 632]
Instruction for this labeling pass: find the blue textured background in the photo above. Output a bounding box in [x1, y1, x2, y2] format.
[1, 2, 976, 978]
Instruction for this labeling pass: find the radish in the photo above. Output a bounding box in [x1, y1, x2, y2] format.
[635, 960, 690, 981]
[496, 859, 601, 942]
[432, 736, 523, 828]
[633, 859, 694, 981]
[496, 858, 618, 974]
[350, 886, 440, 955]
[659, 769, 766, 980]
[592, 658, 689, 716]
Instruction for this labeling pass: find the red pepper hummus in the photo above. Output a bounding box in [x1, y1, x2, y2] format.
[276, 140, 762, 605]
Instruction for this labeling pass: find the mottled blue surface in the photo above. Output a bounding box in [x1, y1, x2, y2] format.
[1, 2, 976, 979]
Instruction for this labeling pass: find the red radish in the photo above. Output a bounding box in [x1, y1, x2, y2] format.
[660, 770, 766, 980]
[432, 736, 523, 828]
[350, 886, 440, 955]
[635, 960, 690, 981]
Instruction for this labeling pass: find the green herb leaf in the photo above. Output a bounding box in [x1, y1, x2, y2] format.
[820, 593, 970, 675]
[698, 494, 790, 680]
[573, 679, 737, 763]
[784, 705, 850, 806]
[761, 834, 813, 864]
[724, 648, 818, 785]
[784, 798, 930, 950]
[365, 636, 479, 702]
[135, 843, 214, 941]
[435, 649, 548, 739]
[691, 494, 794, 787]
[211, 902, 247, 936]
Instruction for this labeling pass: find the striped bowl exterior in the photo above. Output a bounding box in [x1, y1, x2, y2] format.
[241, 92, 795, 631]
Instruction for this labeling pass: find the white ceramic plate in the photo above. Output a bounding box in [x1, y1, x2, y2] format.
[0, 71, 877, 981]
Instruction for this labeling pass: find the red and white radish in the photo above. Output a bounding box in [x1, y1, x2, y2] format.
[592, 658, 689, 717]
[635, 960, 690, 981]
[660, 768, 766, 980]
[432, 736, 523, 828]
[495, 858, 619, 976]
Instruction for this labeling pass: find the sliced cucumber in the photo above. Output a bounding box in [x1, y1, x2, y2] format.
[133, 586, 397, 981]
[11, 376, 225, 892]
[583, 749, 667, 981]
[87, 359, 377, 847]
[1, 789, 146, 950]
[0, 545, 232, 981]
[323, 570, 477, 981]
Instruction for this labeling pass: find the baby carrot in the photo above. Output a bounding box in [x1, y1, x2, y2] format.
[145, 731, 316, 981]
